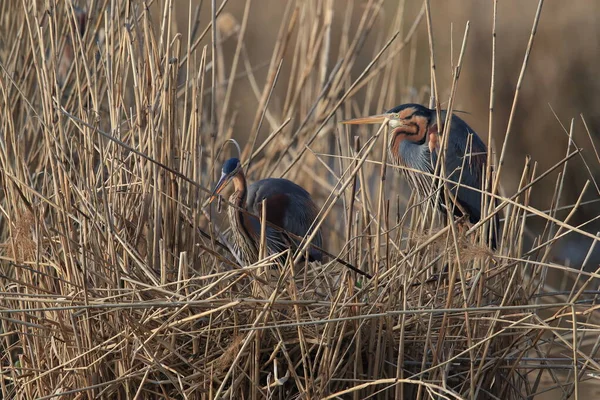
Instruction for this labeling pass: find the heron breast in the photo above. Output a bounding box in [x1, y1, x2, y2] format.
[390, 124, 419, 166]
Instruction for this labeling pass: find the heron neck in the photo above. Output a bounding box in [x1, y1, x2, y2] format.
[395, 138, 431, 170]
[228, 172, 258, 263]
[231, 173, 247, 207]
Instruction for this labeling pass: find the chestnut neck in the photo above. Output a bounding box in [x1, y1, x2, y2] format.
[230, 172, 247, 208]
[227, 171, 258, 263]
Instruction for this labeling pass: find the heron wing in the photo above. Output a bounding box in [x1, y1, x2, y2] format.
[431, 115, 499, 247]
[238, 206, 291, 260]
[246, 179, 323, 261]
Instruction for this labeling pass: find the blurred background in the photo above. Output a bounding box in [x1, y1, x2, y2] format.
[166, 0, 600, 269]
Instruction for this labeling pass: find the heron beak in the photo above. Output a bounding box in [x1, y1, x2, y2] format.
[208, 174, 230, 204]
[340, 113, 391, 125]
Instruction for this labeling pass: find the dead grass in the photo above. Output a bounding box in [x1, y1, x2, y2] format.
[0, 1, 599, 399]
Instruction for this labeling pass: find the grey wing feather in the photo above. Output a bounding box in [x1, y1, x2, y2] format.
[432, 114, 487, 222]
[247, 178, 323, 261]
[432, 114, 499, 247]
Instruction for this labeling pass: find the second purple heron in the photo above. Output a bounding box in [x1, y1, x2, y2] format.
[342, 103, 499, 249]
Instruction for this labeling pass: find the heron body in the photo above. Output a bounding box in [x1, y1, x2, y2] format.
[343, 103, 498, 248]
[212, 158, 323, 264]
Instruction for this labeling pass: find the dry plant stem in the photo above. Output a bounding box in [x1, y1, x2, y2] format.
[3, 2, 600, 399]
[358, 163, 375, 271]
[540, 181, 591, 288]
[424, 0, 441, 115]
[425, 21, 471, 369]
[328, 0, 381, 97]
[291, 123, 386, 266]
[0, 298, 582, 318]
[409, 314, 533, 379]
[346, 136, 361, 249]
[366, 123, 389, 395]
[259, 200, 267, 261]
[210, 0, 218, 185]
[244, 59, 284, 173]
[218, 0, 252, 138]
[572, 240, 600, 391]
[55, 107, 213, 194]
[374, 125, 389, 279]
[543, 120, 575, 259]
[249, 118, 292, 161]
[280, 9, 328, 122]
[505, 180, 595, 269]
[484, 0, 499, 245]
[266, 59, 343, 177]
[492, 0, 544, 196]
[549, 106, 600, 195]
[245, 4, 297, 159]
[571, 305, 580, 398]
[345, 3, 425, 98]
[474, 159, 533, 375]
[236, 47, 277, 131]
[468, 149, 600, 241]
[581, 115, 600, 167]
[568, 236, 600, 302]
[178, 0, 229, 68]
[214, 270, 288, 398]
[281, 29, 402, 178]
[381, 0, 406, 111]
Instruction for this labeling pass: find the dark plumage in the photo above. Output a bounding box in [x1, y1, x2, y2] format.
[221, 158, 240, 175]
[210, 158, 323, 264]
[343, 103, 499, 248]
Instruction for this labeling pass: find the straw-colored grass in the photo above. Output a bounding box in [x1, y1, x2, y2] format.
[1, 1, 599, 399]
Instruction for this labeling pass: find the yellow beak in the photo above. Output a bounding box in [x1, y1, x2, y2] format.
[340, 113, 392, 125]
[208, 174, 230, 204]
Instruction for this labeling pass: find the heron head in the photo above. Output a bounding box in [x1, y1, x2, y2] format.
[222, 157, 241, 176]
[209, 158, 242, 203]
[341, 104, 435, 145]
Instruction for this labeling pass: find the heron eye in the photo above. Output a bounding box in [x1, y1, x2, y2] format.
[394, 113, 400, 119]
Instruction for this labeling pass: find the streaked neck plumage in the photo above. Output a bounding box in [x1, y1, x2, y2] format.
[394, 137, 431, 172]
[227, 172, 258, 264]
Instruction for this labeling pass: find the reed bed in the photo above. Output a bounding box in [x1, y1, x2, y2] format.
[0, 1, 599, 399]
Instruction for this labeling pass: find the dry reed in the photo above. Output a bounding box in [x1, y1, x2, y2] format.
[0, 1, 599, 399]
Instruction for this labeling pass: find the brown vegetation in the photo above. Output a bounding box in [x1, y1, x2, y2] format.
[0, 1, 599, 399]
